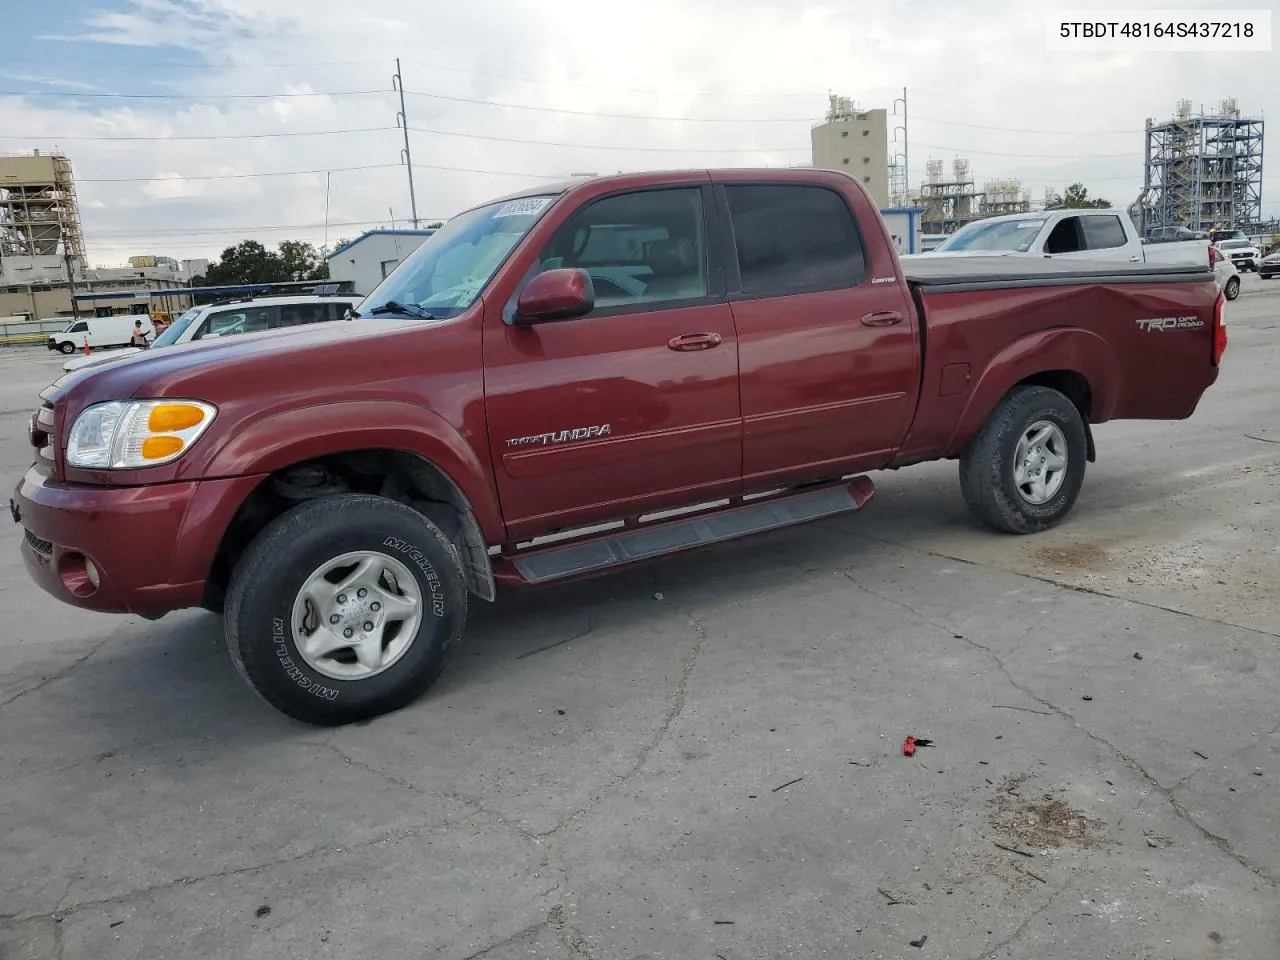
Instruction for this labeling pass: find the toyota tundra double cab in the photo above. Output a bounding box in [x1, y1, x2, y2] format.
[11, 169, 1226, 725]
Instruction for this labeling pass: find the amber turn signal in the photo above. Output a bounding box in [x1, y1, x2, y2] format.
[148, 403, 206, 433]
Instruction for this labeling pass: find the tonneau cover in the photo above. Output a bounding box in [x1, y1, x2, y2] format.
[900, 254, 1212, 287]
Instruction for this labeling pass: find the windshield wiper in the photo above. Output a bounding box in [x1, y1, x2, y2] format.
[367, 300, 437, 319]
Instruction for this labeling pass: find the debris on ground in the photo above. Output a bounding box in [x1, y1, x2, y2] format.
[878, 887, 913, 905]
[255, 905, 272, 919]
[909, 934, 928, 948]
[902, 736, 934, 757]
[989, 775, 1102, 850]
[1082, 695, 1093, 701]
[1133, 652, 1144, 660]
[993, 840, 1034, 858]
[772, 777, 804, 793]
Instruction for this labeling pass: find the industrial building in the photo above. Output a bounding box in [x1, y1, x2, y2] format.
[1138, 99, 1265, 236]
[325, 228, 437, 295]
[911, 159, 1032, 236]
[810, 96, 890, 208]
[0, 151, 85, 288]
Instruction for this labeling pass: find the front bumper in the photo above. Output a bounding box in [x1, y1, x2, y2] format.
[11, 466, 264, 616]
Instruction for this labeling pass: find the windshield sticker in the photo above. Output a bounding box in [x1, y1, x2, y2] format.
[494, 197, 551, 219]
[1016, 221, 1045, 229]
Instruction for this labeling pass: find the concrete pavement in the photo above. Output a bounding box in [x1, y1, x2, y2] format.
[1, 277, 1277, 959]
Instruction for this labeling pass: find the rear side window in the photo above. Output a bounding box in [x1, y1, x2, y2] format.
[1083, 215, 1127, 250]
[724, 184, 867, 296]
[279, 303, 326, 326]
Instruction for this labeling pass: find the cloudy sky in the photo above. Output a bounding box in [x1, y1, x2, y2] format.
[2, 0, 1275, 265]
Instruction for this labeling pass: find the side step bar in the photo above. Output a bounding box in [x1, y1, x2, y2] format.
[493, 476, 875, 588]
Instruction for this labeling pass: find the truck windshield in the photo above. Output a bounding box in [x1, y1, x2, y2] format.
[152, 307, 203, 347]
[934, 218, 1047, 253]
[1220, 240, 1251, 250]
[355, 195, 559, 320]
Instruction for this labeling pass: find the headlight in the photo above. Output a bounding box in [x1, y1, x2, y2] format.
[65, 399, 217, 469]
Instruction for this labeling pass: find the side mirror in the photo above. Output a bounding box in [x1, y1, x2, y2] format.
[512, 268, 595, 325]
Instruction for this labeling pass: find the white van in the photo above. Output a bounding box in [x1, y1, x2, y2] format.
[47, 315, 152, 355]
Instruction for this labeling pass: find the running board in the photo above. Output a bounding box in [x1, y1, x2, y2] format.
[494, 476, 876, 587]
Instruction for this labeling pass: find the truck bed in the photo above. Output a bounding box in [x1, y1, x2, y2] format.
[901, 255, 1212, 289]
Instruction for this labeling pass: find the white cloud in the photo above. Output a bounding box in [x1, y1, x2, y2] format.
[8, 0, 1276, 263]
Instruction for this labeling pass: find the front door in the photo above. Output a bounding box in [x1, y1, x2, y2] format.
[718, 179, 919, 489]
[482, 184, 742, 541]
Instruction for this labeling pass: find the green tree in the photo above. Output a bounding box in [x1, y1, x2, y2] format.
[1045, 182, 1111, 209]
[193, 239, 330, 288]
[277, 240, 330, 281]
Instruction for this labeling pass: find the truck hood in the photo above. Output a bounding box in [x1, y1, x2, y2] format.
[62, 347, 144, 373]
[45, 319, 413, 407]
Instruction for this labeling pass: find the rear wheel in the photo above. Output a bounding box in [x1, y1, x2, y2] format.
[1225, 276, 1240, 300]
[224, 494, 467, 725]
[959, 385, 1088, 534]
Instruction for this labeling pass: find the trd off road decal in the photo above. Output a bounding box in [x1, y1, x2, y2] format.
[1136, 316, 1204, 331]
[505, 424, 611, 448]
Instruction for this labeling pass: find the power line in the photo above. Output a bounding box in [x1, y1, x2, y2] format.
[83, 218, 389, 238]
[402, 90, 820, 123]
[912, 115, 1142, 136]
[1, 57, 388, 69]
[0, 88, 392, 100]
[78, 163, 400, 183]
[407, 124, 807, 154]
[0, 127, 398, 142]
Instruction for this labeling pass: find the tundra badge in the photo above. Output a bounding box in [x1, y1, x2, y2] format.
[506, 425, 611, 448]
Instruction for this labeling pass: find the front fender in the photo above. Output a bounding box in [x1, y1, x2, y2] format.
[944, 327, 1118, 456]
[200, 400, 504, 542]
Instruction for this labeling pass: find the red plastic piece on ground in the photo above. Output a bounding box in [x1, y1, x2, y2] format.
[903, 736, 917, 757]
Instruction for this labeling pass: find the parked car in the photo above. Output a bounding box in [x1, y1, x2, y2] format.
[61, 294, 362, 372]
[11, 168, 1226, 725]
[1213, 249, 1241, 300]
[1214, 238, 1261, 271]
[919, 208, 1209, 267]
[47, 315, 153, 355]
[1260, 248, 1280, 280]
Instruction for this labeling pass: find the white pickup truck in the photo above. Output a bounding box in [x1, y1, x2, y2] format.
[916, 208, 1210, 266]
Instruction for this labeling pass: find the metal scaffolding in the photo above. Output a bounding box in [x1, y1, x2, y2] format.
[1140, 98, 1264, 235]
[0, 151, 86, 262]
[916, 158, 984, 234]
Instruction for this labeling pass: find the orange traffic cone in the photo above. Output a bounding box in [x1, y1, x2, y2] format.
[82, 335, 91, 356]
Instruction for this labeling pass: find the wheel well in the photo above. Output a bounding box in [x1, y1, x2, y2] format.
[203, 449, 496, 614]
[1016, 370, 1096, 462]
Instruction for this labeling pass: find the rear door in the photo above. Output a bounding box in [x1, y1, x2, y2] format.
[482, 183, 742, 539]
[717, 179, 919, 488]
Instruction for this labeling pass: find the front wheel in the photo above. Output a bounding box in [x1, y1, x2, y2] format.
[224, 494, 468, 725]
[58, 341, 76, 355]
[1225, 276, 1240, 300]
[959, 385, 1088, 534]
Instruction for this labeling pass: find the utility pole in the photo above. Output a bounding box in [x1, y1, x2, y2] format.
[392, 58, 420, 228]
[893, 87, 909, 203]
[61, 229, 80, 321]
[323, 171, 331, 254]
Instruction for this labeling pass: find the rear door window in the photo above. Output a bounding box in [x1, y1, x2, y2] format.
[279, 303, 327, 327]
[1082, 215, 1128, 250]
[723, 184, 867, 296]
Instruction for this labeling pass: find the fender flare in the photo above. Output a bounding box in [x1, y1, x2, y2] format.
[944, 328, 1118, 458]
[200, 399, 505, 544]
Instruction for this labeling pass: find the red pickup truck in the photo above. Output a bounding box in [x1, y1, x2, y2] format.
[11, 169, 1225, 725]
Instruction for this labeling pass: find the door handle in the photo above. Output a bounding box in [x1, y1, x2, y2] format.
[860, 311, 903, 328]
[667, 332, 723, 351]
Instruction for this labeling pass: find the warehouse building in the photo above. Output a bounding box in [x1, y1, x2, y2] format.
[325, 229, 437, 295]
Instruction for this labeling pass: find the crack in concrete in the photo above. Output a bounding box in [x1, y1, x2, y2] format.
[0, 636, 113, 711]
[1169, 717, 1280, 790]
[826, 524, 1280, 642]
[534, 613, 707, 839]
[973, 878, 1076, 960]
[460, 917, 554, 960]
[517, 620, 594, 660]
[548, 904, 595, 959]
[10, 815, 492, 927]
[840, 569, 1280, 891]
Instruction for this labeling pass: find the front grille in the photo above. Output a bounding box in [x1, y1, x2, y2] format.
[23, 529, 52, 556]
